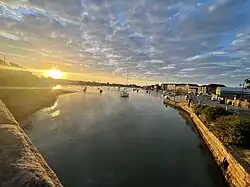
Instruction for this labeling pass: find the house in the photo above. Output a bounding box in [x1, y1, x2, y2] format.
[166, 84, 176, 91]
[161, 83, 198, 94]
[207, 84, 226, 94]
[175, 84, 188, 93]
[198, 85, 208, 94]
[187, 84, 199, 94]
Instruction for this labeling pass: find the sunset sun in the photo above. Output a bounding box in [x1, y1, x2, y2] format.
[47, 69, 63, 79]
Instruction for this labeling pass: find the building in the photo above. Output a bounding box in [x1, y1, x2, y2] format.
[166, 84, 176, 91]
[160, 83, 199, 94]
[175, 84, 188, 93]
[198, 85, 208, 94]
[161, 84, 168, 91]
[186, 84, 199, 94]
[161, 83, 175, 91]
[154, 84, 161, 90]
[207, 84, 226, 94]
[216, 87, 250, 99]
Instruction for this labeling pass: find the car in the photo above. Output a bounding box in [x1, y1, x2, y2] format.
[211, 97, 217, 101]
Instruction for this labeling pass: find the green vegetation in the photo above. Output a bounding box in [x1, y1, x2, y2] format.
[0, 59, 50, 87]
[211, 116, 250, 145]
[0, 89, 69, 123]
[192, 105, 232, 122]
[0, 59, 68, 123]
[245, 78, 250, 89]
[192, 104, 250, 146]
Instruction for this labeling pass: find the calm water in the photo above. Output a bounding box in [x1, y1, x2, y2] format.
[25, 88, 227, 187]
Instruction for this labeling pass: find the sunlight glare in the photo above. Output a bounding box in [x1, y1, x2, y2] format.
[52, 85, 62, 90]
[47, 69, 63, 79]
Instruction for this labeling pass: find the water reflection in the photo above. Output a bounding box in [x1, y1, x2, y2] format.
[51, 110, 61, 118]
[26, 92, 227, 187]
[178, 110, 198, 134]
[52, 85, 62, 90]
[175, 107, 227, 187]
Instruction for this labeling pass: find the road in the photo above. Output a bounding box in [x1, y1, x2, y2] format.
[24, 88, 227, 187]
[188, 94, 250, 116]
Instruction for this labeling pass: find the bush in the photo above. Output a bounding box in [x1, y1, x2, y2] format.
[211, 116, 250, 145]
[191, 104, 208, 115]
[201, 106, 232, 123]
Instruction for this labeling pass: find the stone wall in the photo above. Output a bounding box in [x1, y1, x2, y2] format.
[0, 99, 63, 187]
[164, 99, 250, 187]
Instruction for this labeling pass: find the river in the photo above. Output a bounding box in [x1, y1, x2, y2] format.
[24, 88, 227, 187]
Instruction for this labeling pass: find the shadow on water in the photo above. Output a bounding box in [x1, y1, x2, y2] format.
[172, 106, 228, 187]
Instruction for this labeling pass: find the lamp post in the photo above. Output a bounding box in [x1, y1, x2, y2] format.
[240, 82, 245, 99]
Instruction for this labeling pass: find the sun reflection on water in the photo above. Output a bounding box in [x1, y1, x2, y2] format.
[52, 85, 62, 90]
[51, 110, 61, 117]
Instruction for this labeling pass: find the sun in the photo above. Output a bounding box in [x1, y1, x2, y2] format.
[47, 69, 63, 79]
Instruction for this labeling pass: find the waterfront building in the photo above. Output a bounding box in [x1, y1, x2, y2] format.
[187, 84, 199, 94]
[216, 87, 250, 99]
[207, 84, 226, 94]
[198, 85, 208, 94]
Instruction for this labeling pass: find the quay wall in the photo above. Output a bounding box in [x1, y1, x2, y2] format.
[0, 99, 63, 187]
[164, 99, 250, 187]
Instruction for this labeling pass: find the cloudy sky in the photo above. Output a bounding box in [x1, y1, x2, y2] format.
[0, 0, 250, 85]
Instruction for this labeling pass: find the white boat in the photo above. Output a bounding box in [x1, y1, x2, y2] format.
[120, 71, 129, 98]
[120, 89, 129, 97]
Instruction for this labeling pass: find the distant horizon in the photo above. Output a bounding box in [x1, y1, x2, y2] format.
[1, 58, 245, 87]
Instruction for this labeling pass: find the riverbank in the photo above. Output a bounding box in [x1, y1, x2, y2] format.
[164, 99, 250, 187]
[0, 99, 63, 187]
[0, 88, 73, 126]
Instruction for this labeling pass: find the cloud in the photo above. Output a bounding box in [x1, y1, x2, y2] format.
[0, 0, 249, 85]
[0, 31, 22, 41]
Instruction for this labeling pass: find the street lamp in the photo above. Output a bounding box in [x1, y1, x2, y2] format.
[240, 82, 245, 99]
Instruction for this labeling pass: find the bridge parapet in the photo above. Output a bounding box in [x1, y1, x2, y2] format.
[0, 99, 63, 187]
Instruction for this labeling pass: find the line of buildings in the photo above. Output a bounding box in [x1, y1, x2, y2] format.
[160, 83, 226, 95]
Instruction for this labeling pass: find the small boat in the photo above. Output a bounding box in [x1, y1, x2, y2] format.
[120, 71, 129, 98]
[120, 89, 129, 98]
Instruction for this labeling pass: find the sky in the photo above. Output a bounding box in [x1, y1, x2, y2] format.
[0, 0, 250, 86]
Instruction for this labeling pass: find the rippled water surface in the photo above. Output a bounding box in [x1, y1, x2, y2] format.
[25, 89, 227, 187]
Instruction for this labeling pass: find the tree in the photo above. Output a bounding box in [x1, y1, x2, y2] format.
[201, 106, 232, 123]
[192, 104, 208, 116]
[211, 116, 250, 145]
[245, 78, 250, 89]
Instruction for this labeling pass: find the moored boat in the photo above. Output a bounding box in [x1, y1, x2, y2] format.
[120, 89, 129, 97]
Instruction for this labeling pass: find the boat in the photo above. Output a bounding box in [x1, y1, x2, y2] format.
[120, 70, 129, 98]
[120, 89, 129, 97]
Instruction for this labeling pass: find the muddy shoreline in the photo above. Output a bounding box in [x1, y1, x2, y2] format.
[0, 89, 74, 127]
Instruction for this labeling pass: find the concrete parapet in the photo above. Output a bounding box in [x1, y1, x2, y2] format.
[0, 99, 63, 187]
